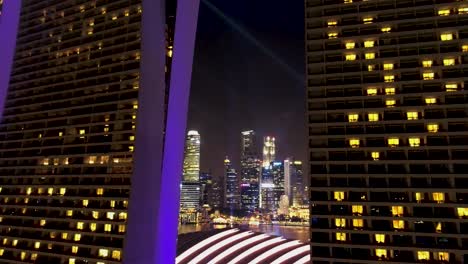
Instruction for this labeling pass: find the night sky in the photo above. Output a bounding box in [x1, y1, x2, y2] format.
[187, 0, 306, 179]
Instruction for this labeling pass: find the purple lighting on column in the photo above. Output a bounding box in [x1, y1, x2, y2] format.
[0, 0, 21, 118]
[157, 0, 200, 263]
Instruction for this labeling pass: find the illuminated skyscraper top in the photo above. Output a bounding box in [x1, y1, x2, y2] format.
[183, 130, 201, 182]
[262, 136, 276, 166]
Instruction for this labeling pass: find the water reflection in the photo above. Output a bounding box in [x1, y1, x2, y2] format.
[178, 224, 310, 242]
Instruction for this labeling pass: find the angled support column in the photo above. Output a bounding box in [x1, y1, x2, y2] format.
[0, 1, 21, 118]
[124, 0, 200, 263]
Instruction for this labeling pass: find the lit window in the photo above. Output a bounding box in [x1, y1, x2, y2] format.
[425, 97, 436, 105]
[371, 152, 380, 160]
[407, 111, 418, 120]
[432, 192, 445, 203]
[335, 218, 346, 228]
[438, 9, 450, 16]
[384, 75, 394, 82]
[375, 249, 387, 258]
[368, 64, 375, 71]
[349, 138, 360, 148]
[119, 224, 126, 233]
[104, 224, 112, 232]
[112, 250, 121, 260]
[334, 191, 345, 201]
[352, 205, 363, 215]
[67, 210, 73, 217]
[388, 138, 399, 147]
[92, 211, 99, 219]
[409, 137, 420, 147]
[427, 124, 439, 133]
[31, 254, 37, 261]
[352, 219, 363, 228]
[383, 63, 393, 70]
[112, 14, 118, 20]
[77, 222, 84, 230]
[364, 40, 375, 48]
[375, 234, 385, 243]
[423, 72, 434, 80]
[457, 208, 468, 217]
[436, 222, 442, 233]
[345, 54, 356, 61]
[345, 42, 355, 49]
[87, 156, 97, 164]
[392, 206, 404, 216]
[385, 87, 395, 95]
[437, 252, 449, 261]
[129, 135, 135, 141]
[79, 129, 85, 138]
[422, 60, 432, 67]
[110, 200, 116, 208]
[90, 223, 97, 232]
[129, 146, 135, 152]
[107, 212, 115, 220]
[363, 17, 373, 24]
[348, 113, 359, 122]
[12, 240, 18, 246]
[328, 32, 338, 39]
[62, 233, 68, 240]
[99, 249, 109, 258]
[34, 242, 40, 249]
[415, 192, 423, 202]
[368, 113, 379, 122]
[440, 33, 453, 41]
[385, 99, 396, 107]
[327, 20, 337, 27]
[445, 83, 458, 92]
[59, 188, 66, 196]
[83, 200, 89, 207]
[336, 232, 346, 241]
[40, 219, 46, 226]
[97, 188, 104, 195]
[418, 251, 430, 261]
[74, 234, 81, 241]
[72, 246, 78, 254]
[344, 0, 352, 3]
[119, 212, 127, 220]
[365, 52, 375, 59]
[367, 88, 378, 96]
[393, 220, 404, 229]
[381, 27, 391, 33]
[69, 258, 76, 264]
[459, 7, 468, 14]
[443, 58, 455, 66]
[462, 44, 468, 52]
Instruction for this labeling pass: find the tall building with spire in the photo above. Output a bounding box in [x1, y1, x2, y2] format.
[240, 130, 261, 212]
[262, 136, 276, 167]
[180, 130, 201, 222]
[307, 0, 468, 262]
[0, 0, 200, 263]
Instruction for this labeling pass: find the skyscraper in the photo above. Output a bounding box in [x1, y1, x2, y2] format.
[180, 130, 201, 222]
[0, 1, 200, 263]
[262, 136, 276, 166]
[284, 159, 304, 206]
[307, 0, 468, 262]
[224, 157, 240, 211]
[199, 171, 212, 207]
[182, 130, 201, 182]
[208, 175, 224, 210]
[260, 161, 284, 212]
[240, 130, 261, 212]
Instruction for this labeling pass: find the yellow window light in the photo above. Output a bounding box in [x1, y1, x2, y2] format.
[388, 137, 399, 147]
[365, 52, 375, 59]
[368, 64, 375, 71]
[423, 72, 434, 80]
[352, 219, 363, 228]
[74, 234, 81, 241]
[406, 111, 418, 120]
[422, 60, 432, 67]
[344, 0, 352, 3]
[415, 192, 424, 202]
[427, 123, 439, 133]
[425, 97, 436, 105]
[363, 17, 373, 24]
[457, 207, 468, 217]
[335, 218, 346, 227]
[334, 191, 345, 201]
[417, 251, 430, 261]
[348, 113, 359, 122]
[112, 250, 122, 260]
[385, 87, 395, 95]
[443, 58, 455, 66]
[99, 249, 109, 258]
[367, 88, 378, 96]
[438, 9, 450, 16]
[462, 44, 468, 52]
[345, 54, 356, 61]
[349, 138, 360, 148]
[445, 83, 458, 92]
[440, 33, 453, 41]
[436, 222, 442, 233]
[328, 32, 338, 39]
[393, 220, 404, 229]
[381, 26, 391, 33]
[459, 7, 468, 14]
[375, 249, 387, 258]
[383, 63, 393, 70]
[384, 75, 394, 82]
[345, 42, 355, 49]
[352, 205, 363, 215]
[432, 192, 445, 203]
[375, 234, 385, 243]
[368, 113, 379, 122]
[336, 232, 346, 241]
[364, 40, 375, 48]
[437, 252, 450, 261]
[392, 206, 404, 216]
[327, 20, 337, 27]
[409, 137, 420, 147]
[385, 99, 396, 107]
[371, 151, 380, 160]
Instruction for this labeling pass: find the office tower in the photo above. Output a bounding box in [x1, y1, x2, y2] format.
[208, 175, 224, 210]
[199, 171, 212, 207]
[182, 130, 201, 182]
[285, 159, 304, 206]
[240, 130, 261, 212]
[260, 161, 284, 212]
[180, 131, 201, 222]
[0, 0, 200, 263]
[224, 157, 240, 211]
[262, 136, 276, 166]
[306, 0, 468, 262]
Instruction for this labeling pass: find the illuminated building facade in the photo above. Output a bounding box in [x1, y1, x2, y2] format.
[180, 131, 201, 222]
[199, 171, 212, 207]
[262, 136, 276, 167]
[260, 161, 284, 212]
[307, 0, 468, 262]
[240, 130, 261, 212]
[0, 0, 200, 263]
[182, 130, 201, 182]
[224, 157, 240, 211]
[208, 175, 224, 210]
[284, 159, 304, 206]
